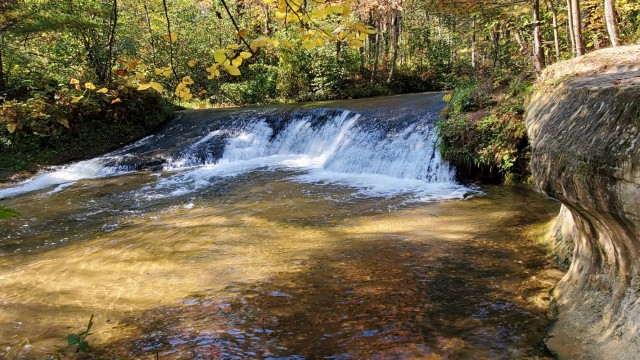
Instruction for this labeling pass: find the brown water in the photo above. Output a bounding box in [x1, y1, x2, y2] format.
[0, 170, 562, 359]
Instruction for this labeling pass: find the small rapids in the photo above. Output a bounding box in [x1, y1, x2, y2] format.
[0, 98, 469, 201]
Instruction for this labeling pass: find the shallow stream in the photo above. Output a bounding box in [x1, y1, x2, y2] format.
[0, 94, 562, 359]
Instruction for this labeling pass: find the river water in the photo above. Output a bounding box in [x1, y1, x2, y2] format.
[0, 93, 562, 359]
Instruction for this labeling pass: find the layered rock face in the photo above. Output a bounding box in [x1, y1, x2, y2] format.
[526, 46, 640, 359]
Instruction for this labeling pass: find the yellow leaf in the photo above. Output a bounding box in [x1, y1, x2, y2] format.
[154, 68, 162, 75]
[111, 98, 122, 104]
[239, 51, 252, 59]
[314, 38, 324, 46]
[349, 39, 364, 48]
[342, 0, 351, 16]
[187, 60, 198, 67]
[75, 84, 82, 91]
[6, 123, 17, 133]
[137, 83, 152, 91]
[232, 57, 243, 67]
[302, 40, 316, 50]
[96, 88, 109, 94]
[58, 118, 70, 128]
[69, 78, 80, 85]
[198, 89, 207, 95]
[226, 66, 241, 76]
[182, 76, 195, 85]
[205, 64, 219, 73]
[282, 41, 294, 49]
[198, 103, 207, 109]
[238, 29, 249, 38]
[85, 82, 96, 90]
[162, 67, 173, 77]
[362, 26, 377, 35]
[227, 44, 241, 50]
[135, 72, 145, 80]
[127, 60, 138, 69]
[214, 50, 227, 63]
[71, 95, 84, 103]
[164, 31, 178, 43]
[149, 82, 164, 93]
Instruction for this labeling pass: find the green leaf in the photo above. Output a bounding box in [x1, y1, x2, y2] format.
[67, 333, 81, 346]
[0, 207, 20, 219]
[78, 340, 90, 353]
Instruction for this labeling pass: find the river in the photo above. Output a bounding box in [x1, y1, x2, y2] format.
[0, 93, 562, 359]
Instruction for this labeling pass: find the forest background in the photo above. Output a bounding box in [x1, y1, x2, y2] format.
[0, 0, 638, 184]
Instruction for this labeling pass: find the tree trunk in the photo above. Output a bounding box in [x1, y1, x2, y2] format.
[571, 0, 585, 55]
[387, 8, 400, 83]
[105, 0, 118, 84]
[566, 0, 576, 56]
[0, 33, 5, 91]
[547, 0, 561, 61]
[471, 15, 476, 68]
[604, 0, 620, 46]
[371, 22, 380, 84]
[143, 1, 158, 67]
[532, 0, 545, 72]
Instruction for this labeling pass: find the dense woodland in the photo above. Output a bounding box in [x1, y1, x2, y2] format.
[0, 0, 638, 180]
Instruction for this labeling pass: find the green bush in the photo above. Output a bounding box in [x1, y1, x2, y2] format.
[437, 79, 531, 183]
[0, 81, 175, 170]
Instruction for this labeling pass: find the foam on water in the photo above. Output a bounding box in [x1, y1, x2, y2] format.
[0, 108, 474, 201]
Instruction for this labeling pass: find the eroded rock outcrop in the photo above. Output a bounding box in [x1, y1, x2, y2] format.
[526, 46, 640, 359]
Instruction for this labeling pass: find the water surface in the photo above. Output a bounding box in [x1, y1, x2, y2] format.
[0, 94, 562, 359]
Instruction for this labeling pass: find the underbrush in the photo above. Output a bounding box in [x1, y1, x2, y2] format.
[0, 80, 175, 177]
[437, 76, 533, 184]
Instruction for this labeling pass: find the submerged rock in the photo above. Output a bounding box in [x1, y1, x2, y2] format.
[526, 45, 640, 359]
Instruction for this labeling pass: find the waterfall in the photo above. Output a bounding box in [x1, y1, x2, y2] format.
[0, 105, 472, 201]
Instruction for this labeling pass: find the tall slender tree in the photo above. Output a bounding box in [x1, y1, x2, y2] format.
[604, 0, 620, 46]
[571, 0, 585, 55]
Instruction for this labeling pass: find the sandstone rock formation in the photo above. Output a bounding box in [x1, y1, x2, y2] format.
[526, 45, 640, 359]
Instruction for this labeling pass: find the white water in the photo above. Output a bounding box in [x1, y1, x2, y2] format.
[0, 109, 472, 201]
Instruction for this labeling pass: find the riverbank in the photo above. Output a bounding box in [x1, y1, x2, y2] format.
[0, 84, 176, 183]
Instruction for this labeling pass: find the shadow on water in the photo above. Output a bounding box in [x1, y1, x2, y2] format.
[69, 186, 562, 360]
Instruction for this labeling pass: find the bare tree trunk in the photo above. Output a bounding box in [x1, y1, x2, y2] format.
[387, 7, 400, 83]
[143, 1, 158, 67]
[359, 46, 365, 75]
[371, 21, 380, 84]
[263, 3, 272, 36]
[604, 0, 620, 46]
[105, 0, 118, 84]
[571, 0, 585, 55]
[0, 33, 5, 91]
[162, 0, 178, 78]
[471, 15, 476, 68]
[566, 0, 576, 56]
[547, 0, 561, 61]
[532, 0, 545, 72]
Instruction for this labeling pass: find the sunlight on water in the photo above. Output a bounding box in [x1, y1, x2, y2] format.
[0, 174, 561, 359]
[0, 94, 562, 359]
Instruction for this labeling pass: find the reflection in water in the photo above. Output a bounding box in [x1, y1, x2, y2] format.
[0, 171, 561, 359]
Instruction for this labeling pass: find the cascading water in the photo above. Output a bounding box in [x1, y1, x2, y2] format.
[0, 105, 471, 201]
